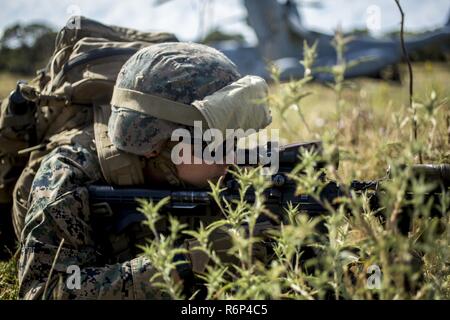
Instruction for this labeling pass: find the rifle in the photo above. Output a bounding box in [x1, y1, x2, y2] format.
[88, 141, 450, 236]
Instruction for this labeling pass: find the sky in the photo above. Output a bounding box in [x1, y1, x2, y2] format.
[0, 0, 449, 45]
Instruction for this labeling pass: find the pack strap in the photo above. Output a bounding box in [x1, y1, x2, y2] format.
[19, 83, 70, 107]
[93, 103, 145, 186]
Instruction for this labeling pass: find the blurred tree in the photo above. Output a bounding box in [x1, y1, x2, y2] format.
[387, 30, 449, 61]
[0, 23, 56, 75]
[201, 29, 245, 45]
[348, 28, 369, 36]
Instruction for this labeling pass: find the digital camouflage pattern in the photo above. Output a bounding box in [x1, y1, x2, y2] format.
[108, 42, 241, 156]
[108, 108, 179, 157]
[18, 42, 242, 300]
[18, 128, 169, 299]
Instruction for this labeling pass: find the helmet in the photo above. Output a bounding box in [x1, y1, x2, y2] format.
[108, 42, 241, 156]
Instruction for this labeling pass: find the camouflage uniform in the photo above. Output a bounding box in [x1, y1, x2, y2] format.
[18, 42, 241, 299]
[18, 139, 167, 299]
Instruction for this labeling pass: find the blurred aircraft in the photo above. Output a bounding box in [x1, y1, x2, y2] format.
[156, 0, 450, 81]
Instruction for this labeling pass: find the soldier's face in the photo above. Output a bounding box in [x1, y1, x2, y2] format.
[143, 144, 231, 187]
[174, 144, 232, 187]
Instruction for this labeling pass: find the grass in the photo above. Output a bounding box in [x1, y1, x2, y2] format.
[268, 61, 450, 181]
[0, 256, 19, 300]
[0, 59, 449, 299]
[141, 57, 449, 300]
[0, 72, 32, 100]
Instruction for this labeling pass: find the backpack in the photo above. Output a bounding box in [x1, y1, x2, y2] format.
[0, 16, 178, 257]
[20, 15, 178, 142]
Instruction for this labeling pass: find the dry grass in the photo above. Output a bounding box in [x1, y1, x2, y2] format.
[141, 60, 449, 300]
[0, 72, 32, 100]
[268, 62, 450, 180]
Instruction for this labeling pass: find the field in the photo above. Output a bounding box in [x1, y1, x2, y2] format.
[272, 63, 450, 180]
[0, 60, 449, 299]
[0, 72, 32, 99]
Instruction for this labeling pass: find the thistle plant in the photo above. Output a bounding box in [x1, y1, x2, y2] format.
[136, 34, 449, 300]
[266, 41, 317, 141]
[138, 197, 188, 299]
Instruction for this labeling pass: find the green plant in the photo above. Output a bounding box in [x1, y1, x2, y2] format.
[0, 257, 19, 300]
[139, 39, 449, 300]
